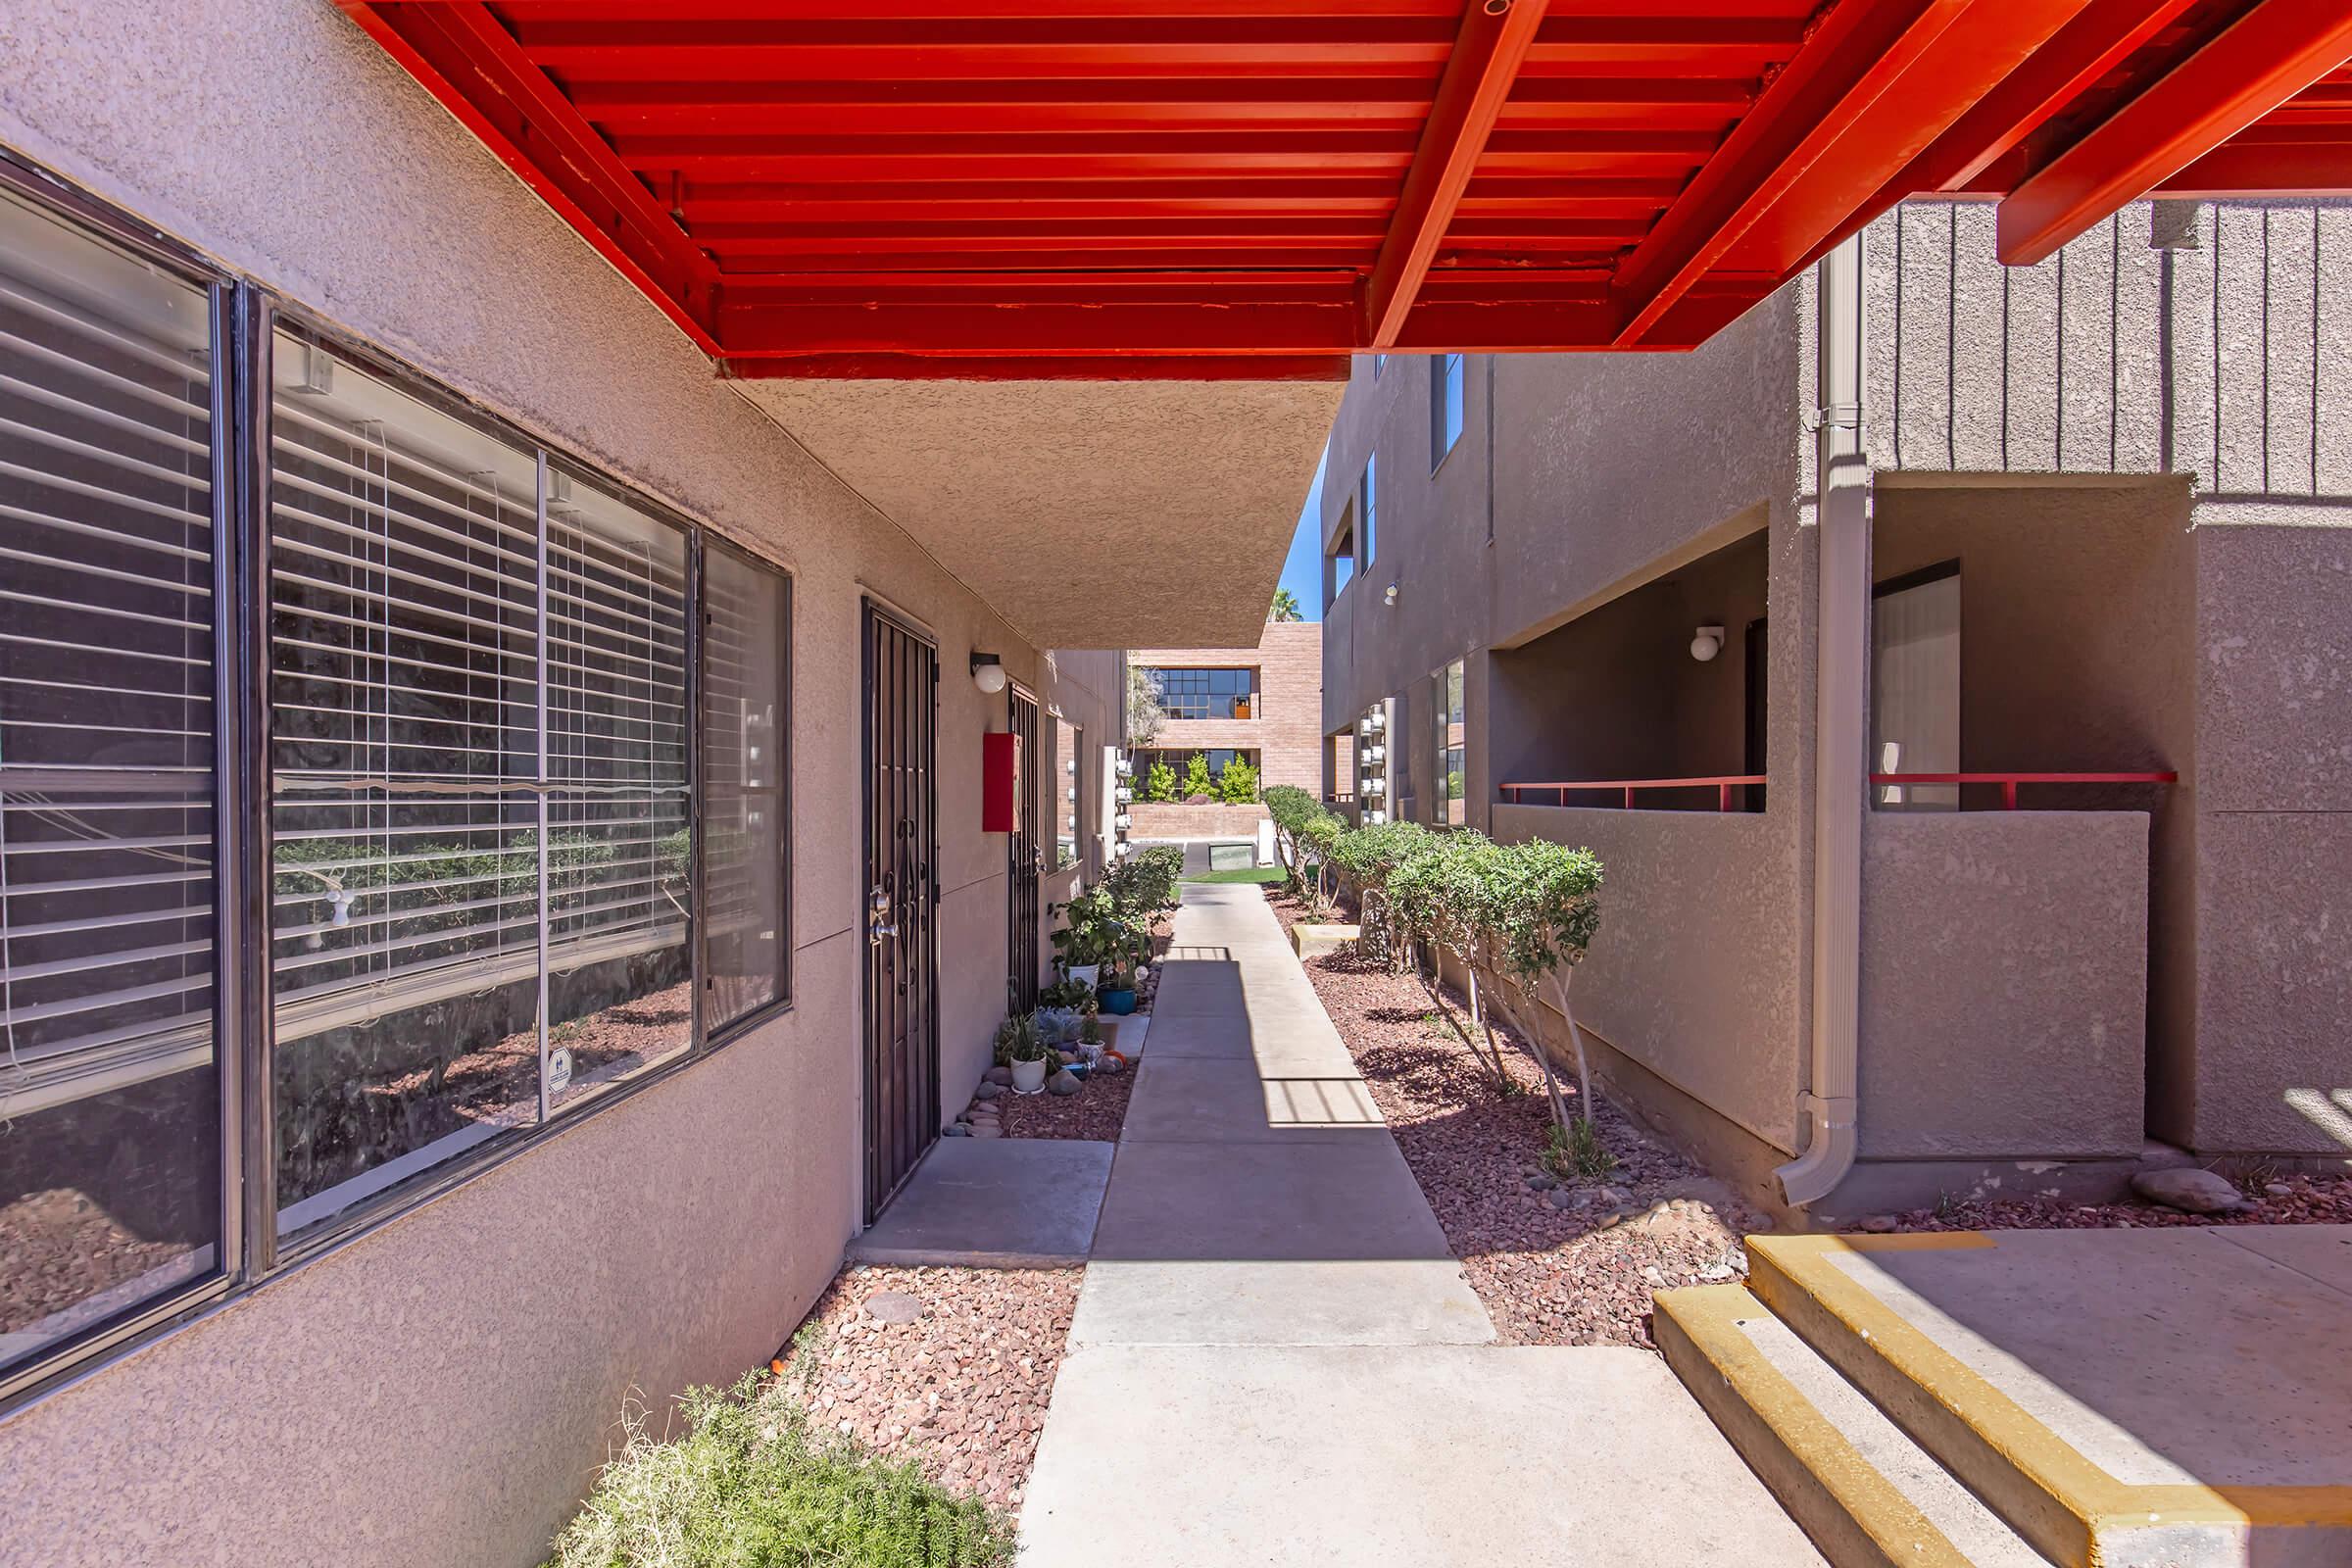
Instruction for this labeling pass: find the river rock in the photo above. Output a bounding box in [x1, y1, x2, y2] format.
[2132, 1167, 2249, 1214]
[1046, 1068, 1082, 1097]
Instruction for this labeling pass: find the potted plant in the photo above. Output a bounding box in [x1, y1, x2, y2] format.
[995, 1012, 1051, 1094]
[1098, 954, 1139, 1016]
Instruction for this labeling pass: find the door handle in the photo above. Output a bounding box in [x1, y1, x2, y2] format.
[869, 920, 898, 946]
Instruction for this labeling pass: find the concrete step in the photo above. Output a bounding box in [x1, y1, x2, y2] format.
[1741, 1232, 2352, 1568]
[1656, 1284, 2049, 1568]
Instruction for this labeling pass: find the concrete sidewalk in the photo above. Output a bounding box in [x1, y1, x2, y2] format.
[1018, 883, 1823, 1566]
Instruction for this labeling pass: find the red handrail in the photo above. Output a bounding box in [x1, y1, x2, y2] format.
[1870, 771, 2177, 809]
[1497, 770, 2177, 812]
[1499, 775, 1766, 811]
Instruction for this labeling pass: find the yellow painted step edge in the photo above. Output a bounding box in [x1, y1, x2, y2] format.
[1745, 1233, 2352, 1568]
[1654, 1285, 1979, 1568]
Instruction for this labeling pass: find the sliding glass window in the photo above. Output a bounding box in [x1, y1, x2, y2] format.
[0, 184, 223, 1375]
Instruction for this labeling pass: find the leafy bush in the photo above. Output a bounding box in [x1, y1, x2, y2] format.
[1216, 757, 1260, 804]
[1180, 753, 1215, 801]
[542, 1374, 1008, 1568]
[1143, 759, 1177, 804]
[1106, 844, 1184, 919]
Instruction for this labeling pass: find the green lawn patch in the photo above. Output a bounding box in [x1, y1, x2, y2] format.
[1180, 865, 1288, 885]
[544, 1373, 1009, 1567]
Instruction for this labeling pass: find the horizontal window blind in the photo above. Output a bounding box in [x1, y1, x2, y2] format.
[0, 192, 216, 1118]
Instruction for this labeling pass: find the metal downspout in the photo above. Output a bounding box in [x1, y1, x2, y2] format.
[1777, 234, 1867, 1208]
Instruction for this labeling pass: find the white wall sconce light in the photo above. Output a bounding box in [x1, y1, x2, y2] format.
[1383, 582, 1399, 607]
[971, 652, 1007, 694]
[1690, 624, 1725, 662]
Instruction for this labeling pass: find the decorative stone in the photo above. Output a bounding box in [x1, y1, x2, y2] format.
[863, 1291, 924, 1325]
[1524, 1172, 1557, 1192]
[943, 1123, 971, 1137]
[971, 1125, 1004, 1139]
[2132, 1167, 2249, 1214]
[1545, 1186, 1576, 1209]
[984, 1066, 1013, 1087]
[1046, 1068, 1082, 1097]
[974, 1082, 1004, 1101]
[1856, 1214, 1898, 1233]
[2265, 1181, 2292, 1198]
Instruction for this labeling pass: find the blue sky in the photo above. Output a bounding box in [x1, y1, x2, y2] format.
[1275, 445, 1327, 620]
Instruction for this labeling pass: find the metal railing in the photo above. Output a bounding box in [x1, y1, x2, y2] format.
[1499, 770, 2180, 812]
[1498, 776, 1766, 811]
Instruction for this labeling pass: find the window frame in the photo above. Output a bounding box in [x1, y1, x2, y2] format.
[1430, 353, 1465, 471]
[0, 151, 796, 1412]
[1360, 453, 1377, 566]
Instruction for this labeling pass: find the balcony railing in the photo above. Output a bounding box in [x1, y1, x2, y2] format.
[1499, 776, 1765, 811]
[1499, 771, 2178, 812]
[1870, 771, 2177, 808]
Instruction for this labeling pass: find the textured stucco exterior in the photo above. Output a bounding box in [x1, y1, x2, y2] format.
[742, 378, 1338, 651]
[0, 3, 1114, 1563]
[1858, 811, 2149, 1159]
[1326, 196, 2352, 1208]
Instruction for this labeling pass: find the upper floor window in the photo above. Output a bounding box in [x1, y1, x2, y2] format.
[1360, 453, 1377, 565]
[1372, 353, 1388, 378]
[1150, 666, 1257, 721]
[1324, 516, 1356, 610]
[1431, 353, 1465, 467]
[1432, 660, 1465, 825]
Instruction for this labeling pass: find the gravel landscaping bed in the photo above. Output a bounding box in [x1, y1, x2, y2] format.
[771, 1261, 1082, 1520]
[1267, 887, 1771, 1349]
[1853, 1171, 2352, 1234]
[999, 1064, 1133, 1142]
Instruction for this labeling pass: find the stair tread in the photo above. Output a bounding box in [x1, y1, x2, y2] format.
[1730, 1298, 2053, 1567]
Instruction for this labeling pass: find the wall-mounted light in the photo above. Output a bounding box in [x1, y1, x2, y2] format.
[971, 652, 1007, 694]
[1690, 624, 1725, 662]
[1114, 756, 1132, 777]
[1383, 583, 1399, 607]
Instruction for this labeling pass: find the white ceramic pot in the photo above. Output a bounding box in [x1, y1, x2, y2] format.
[1011, 1056, 1049, 1095]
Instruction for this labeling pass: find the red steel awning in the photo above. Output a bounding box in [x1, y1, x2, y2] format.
[340, 1, 2352, 379]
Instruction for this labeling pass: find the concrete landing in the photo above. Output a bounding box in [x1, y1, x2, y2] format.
[847, 1138, 1110, 1267]
[1679, 1227, 2352, 1568]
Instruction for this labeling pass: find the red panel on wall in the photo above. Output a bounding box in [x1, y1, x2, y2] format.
[982, 730, 1018, 834]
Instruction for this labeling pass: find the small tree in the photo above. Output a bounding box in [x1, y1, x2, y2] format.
[1298, 807, 1344, 917]
[1268, 588, 1303, 622]
[1125, 664, 1165, 748]
[1217, 757, 1260, 804]
[1327, 818, 1433, 968]
[1144, 759, 1178, 803]
[1181, 753, 1215, 801]
[1489, 839, 1605, 1144]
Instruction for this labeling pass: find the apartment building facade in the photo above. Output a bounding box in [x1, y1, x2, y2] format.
[0, 7, 1336, 1564]
[1323, 200, 2352, 1221]
[1127, 621, 1321, 841]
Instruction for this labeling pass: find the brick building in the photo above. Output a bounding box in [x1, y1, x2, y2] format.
[1128, 621, 1321, 840]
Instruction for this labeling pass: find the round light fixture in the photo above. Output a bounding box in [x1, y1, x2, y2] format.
[970, 652, 1007, 694]
[1690, 625, 1725, 662]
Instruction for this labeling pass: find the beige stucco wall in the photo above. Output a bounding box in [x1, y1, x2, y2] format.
[1858, 811, 2148, 1159]
[1493, 805, 1804, 1153]
[0, 3, 1058, 1563]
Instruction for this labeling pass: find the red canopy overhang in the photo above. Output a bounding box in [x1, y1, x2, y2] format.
[341, 1, 2352, 380]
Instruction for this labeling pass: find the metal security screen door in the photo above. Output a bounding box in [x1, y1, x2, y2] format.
[1005, 683, 1040, 1016]
[860, 602, 938, 1222]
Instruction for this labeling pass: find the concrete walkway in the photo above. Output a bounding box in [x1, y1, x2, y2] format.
[1019, 883, 1823, 1566]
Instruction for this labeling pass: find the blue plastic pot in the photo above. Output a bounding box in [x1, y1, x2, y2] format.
[1099, 987, 1138, 1015]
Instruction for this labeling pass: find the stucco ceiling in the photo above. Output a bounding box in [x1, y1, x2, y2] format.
[736, 376, 1338, 649]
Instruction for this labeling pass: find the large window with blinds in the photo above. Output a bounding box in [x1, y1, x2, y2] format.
[0, 162, 793, 1396]
[0, 183, 223, 1377]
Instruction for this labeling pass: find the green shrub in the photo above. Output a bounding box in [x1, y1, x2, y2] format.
[1180, 753, 1215, 800]
[1544, 1116, 1617, 1182]
[1216, 758, 1260, 804]
[542, 1374, 1008, 1568]
[1143, 759, 1177, 804]
[1106, 844, 1184, 918]
[992, 1011, 1043, 1067]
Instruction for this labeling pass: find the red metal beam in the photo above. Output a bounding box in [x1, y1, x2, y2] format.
[1364, 0, 1550, 349]
[1611, 0, 2093, 346]
[338, 2, 720, 349]
[2154, 127, 2352, 194]
[720, 353, 1354, 382]
[1998, 0, 2352, 265]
